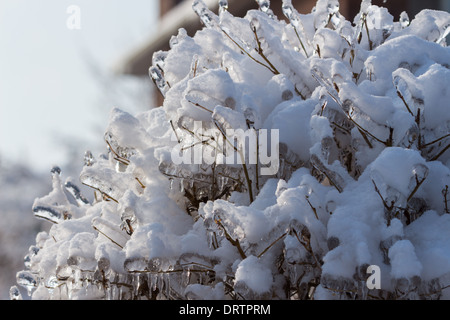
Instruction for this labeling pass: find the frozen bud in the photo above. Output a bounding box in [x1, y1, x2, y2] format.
[327, 236, 340, 250]
[411, 163, 429, 182]
[281, 89, 293, 101]
[399, 11, 410, 28]
[218, 0, 228, 14]
[326, 200, 336, 214]
[51, 166, 61, 176]
[84, 150, 95, 166]
[408, 197, 428, 215]
[341, 99, 352, 113]
[385, 186, 404, 207]
[224, 97, 236, 109]
[98, 257, 110, 272]
[56, 265, 72, 280]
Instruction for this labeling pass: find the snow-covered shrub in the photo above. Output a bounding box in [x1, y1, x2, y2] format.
[13, 0, 450, 300]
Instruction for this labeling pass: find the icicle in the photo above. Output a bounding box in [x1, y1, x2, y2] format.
[150, 273, 159, 292]
[132, 274, 140, 298]
[436, 24, 450, 46]
[182, 266, 191, 287]
[180, 178, 185, 193]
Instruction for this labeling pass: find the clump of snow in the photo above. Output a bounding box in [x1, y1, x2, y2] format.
[234, 255, 273, 298]
[13, 0, 450, 300]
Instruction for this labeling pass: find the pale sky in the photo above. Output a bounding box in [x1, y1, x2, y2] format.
[0, 0, 159, 173]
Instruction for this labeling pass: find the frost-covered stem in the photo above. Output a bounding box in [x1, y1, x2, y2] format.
[251, 25, 280, 75]
[92, 225, 123, 249]
[363, 14, 373, 50]
[169, 120, 181, 143]
[105, 139, 130, 166]
[395, 87, 414, 116]
[292, 227, 321, 270]
[135, 177, 146, 189]
[407, 172, 427, 202]
[372, 179, 396, 225]
[221, 29, 277, 75]
[215, 217, 247, 259]
[416, 109, 423, 149]
[255, 130, 260, 191]
[187, 99, 214, 113]
[443, 185, 449, 214]
[241, 161, 254, 203]
[312, 73, 387, 148]
[214, 121, 254, 203]
[358, 13, 373, 50]
[82, 182, 119, 203]
[293, 27, 309, 58]
[421, 134, 450, 148]
[311, 162, 342, 193]
[257, 231, 288, 258]
[305, 195, 319, 220]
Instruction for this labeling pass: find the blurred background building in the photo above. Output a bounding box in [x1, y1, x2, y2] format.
[117, 0, 450, 107]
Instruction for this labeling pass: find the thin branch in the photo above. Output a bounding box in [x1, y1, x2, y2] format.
[305, 195, 319, 220]
[92, 225, 123, 249]
[221, 29, 276, 74]
[407, 173, 427, 202]
[186, 99, 213, 113]
[443, 185, 449, 214]
[421, 133, 450, 148]
[215, 217, 247, 260]
[251, 25, 280, 75]
[395, 87, 414, 116]
[430, 143, 450, 161]
[257, 232, 288, 258]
